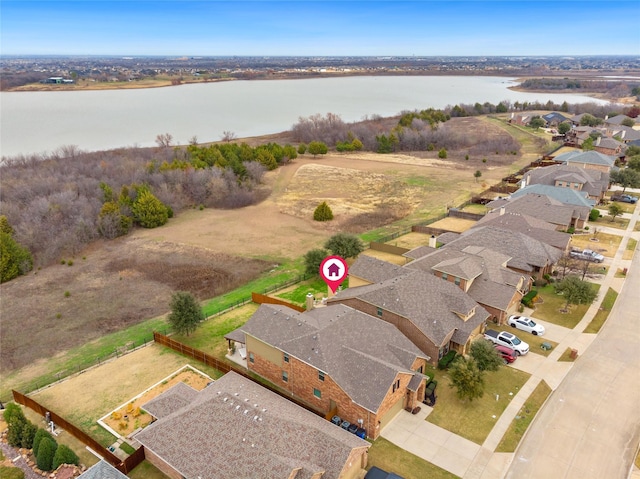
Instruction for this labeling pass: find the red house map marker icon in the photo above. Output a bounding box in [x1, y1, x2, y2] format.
[320, 256, 348, 293]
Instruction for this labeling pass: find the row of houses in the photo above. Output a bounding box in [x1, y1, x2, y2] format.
[120, 149, 622, 479]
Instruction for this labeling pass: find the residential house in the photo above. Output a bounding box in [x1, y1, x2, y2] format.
[77, 460, 129, 479]
[135, 371, 370, 479]
[327, 269, 490, 365]
[403, 247, 528, 325]
[509, 113, 534, 126]
[436, 225, 563, 281]
[604, 114, 634, 126]
[606, 125, 640, 145]
[522, 164, 610, 202]
[511, 185, 596, 208]
[474, 211, 572, 252]
[593, 136, 624, 156]
[542, 112, 569, 127]
[554, 150, 617, 173]
[236, 303, 429, 439]
[486, 193, 591, 230]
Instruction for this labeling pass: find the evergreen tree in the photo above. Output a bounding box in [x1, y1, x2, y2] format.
[304, 248, 330, 276]
[36, 437, 57, 471]
[33, 428, 55, 458]
[131, 189, 169, 228]
[308, 141, 328, 157]
[168, 291, 204, 336]
[324, 233, 364, 259]
[52, 444, 79, 469]
[313, 202, 334, 221]
[20, 421, 38, 449]
[470, 339, 504, 371]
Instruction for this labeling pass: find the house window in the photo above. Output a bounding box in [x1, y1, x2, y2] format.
[417, 365, 423, 374]
[377, 307, 383, 317]
[392, 379, 400, 392]
[249, 352, 255, 363]
[441, 273, 448, 280]
[313, 388, 322, 399]
[318, 370, 325, 381]
[454, 277, 461, 286]
[282, 371, 288, 382]
[283, 352, 289, 363]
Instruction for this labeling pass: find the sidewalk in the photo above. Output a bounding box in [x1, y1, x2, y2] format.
[381, 191, 639, 479]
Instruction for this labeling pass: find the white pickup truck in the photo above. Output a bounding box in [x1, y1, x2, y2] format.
[484, 330, 529, 355]
[569, 248, 605, 263]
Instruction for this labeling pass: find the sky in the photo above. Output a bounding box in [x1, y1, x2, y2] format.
[1, 1, 639, 57]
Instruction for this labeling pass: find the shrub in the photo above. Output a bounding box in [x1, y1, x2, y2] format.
[64, 291, 70, 297]
[297, 143, 307, 155]
[36, 437, 57, 471]
[438, 148, 447, 159]
[32, 428, 54, 458]
[567, 226, 575, 234]
[67, 260, 73, 266]
[438, 350, 457, 370]
[52, 444, 79, 469]
[20, 421, 37, 449]
[313, 202, 334, 221]
[3, 403, 25, 424]
[589, 208, 600, 221]
[521, 290, 538, 308]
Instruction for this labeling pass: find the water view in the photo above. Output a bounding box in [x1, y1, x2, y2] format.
[0, 76, 609, 157]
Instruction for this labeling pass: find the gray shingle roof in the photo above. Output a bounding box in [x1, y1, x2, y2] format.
[554, 150, 616, 168]
[240, 303, 427, 412]
[78, 460, 129, 479]
[523, 164, 609, 198]
[349, 254, 408, 283]
[330, 270, 489, 346]
[403, 245, 437, 259]
[439, 225, 563, 272]
[475, 211, 571, 250]
[142, 382, 199, 420]
[486, 193, 589, 226]
[135, 371, 368, 479]
[511, 185, 595, 208]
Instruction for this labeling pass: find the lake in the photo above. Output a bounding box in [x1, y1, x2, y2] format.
[0, 76, 609, 157]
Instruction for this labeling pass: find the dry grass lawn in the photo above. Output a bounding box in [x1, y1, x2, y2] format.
[386, 232, 433, 250]
[570, 232, 622, 258]
[428, 216, 478, 233]
[30, 345, 217, 441]
[361, 249, 409, 265]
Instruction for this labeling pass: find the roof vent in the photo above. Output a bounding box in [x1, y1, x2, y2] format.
[235, 405, 240, 410]
[244, 410, 249, 415]
[254, 415, 259, 421]
[298, 322, 302, 326]
[262, 408, 267, 412]
[223, 397, 228, 402]
[313, 335, 317, 340]
[234, 392, 239, 396]
[244, 398, 249, 402]
[254, 404, 258, 408]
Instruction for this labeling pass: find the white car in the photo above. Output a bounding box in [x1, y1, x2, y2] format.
[508, 315, 545, 336]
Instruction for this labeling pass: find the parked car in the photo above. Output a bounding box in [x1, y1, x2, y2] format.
[364, 466, 405, 479]
[484, 330, 529, 355]
[508, 315, 545, 335]
[569, 248, 605, 263]
[494, 344, 518, 364]
[611, 194, 638, 204]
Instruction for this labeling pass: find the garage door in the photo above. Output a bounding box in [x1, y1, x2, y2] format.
[379, 396, 404, 431]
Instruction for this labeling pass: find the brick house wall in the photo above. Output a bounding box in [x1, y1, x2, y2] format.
[245, 334, 424, 439]
[330, 297, 442, 364]
[143, 449, 183, 479]
[338, 446, 370, 479]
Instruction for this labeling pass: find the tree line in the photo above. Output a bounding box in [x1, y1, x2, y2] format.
[0, 140, 299, 278]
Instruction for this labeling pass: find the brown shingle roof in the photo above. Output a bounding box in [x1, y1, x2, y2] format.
[475, 211, 571, 250]
[349, 254, 408, 283]
[142, 382, 199, 420]
[240, 304, 428, 412]
[135, 371, 368, 479]
[330, 271, 489, 347]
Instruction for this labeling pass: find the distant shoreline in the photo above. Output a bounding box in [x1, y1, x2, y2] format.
[6, 70, 640, 103]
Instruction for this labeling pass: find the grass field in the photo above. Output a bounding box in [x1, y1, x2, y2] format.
[570, 232, 622, 258]
[367, 438, 458, 479]
[623, 238, 638, 260]
[583, 287, 618, 334]
[531, 283, 601, 329]
[426, 364, 530, 444]
[495, 380, 552, 452]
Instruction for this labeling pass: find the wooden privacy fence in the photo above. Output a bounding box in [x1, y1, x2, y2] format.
[11, 390, 145, 474]
[369, 241, 410, 256]
[153, 332, 324, 419]
[251, 292, 305, 312]
[447, 208, 485, 221]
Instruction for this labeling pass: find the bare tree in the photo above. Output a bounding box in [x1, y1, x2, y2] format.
[221, 131, 237, 143]
[155, 133, 174, 148]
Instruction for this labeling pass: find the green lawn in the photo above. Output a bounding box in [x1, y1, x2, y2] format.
[531, 283, 601, 329]
[276, 277, 332, 307]
[367, 438, 459, 479]
[172, 303, 259, 358]
[495, 380, 552, 452]
[486, 324, 557, 357]
[426, 365, 530, 444]
[583, 287, 618, 334]
[129, 460, 171, 479]
[591, 215, 630, 230]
